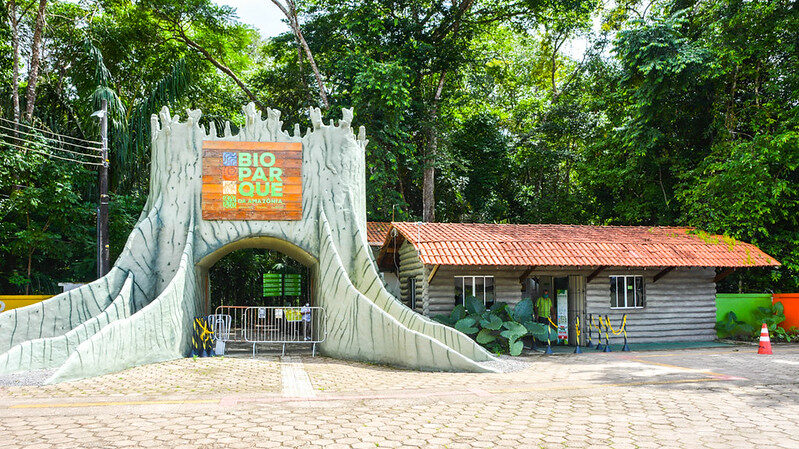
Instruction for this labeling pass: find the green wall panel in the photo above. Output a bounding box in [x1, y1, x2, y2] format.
[716, 293, 773, 328]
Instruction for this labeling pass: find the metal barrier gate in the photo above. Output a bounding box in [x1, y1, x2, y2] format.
[214, 305, 327, 356]
[213, 306, 249, 342]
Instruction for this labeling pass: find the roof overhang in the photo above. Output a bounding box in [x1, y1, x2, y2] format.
[372, 222, 781, 271]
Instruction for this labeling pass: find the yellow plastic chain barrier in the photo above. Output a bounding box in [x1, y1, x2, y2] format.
[196, 318, 214, 343]
[593, 315, 604, 335]
[547, 317, 562, 340]
[606, 315, 628, 336]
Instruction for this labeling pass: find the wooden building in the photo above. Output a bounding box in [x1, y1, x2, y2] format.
[367, 222, 399, 298]
[371, 222, 780, 344]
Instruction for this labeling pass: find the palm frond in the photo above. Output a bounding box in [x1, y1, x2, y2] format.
[112, 58, 192, 188]
[82, 39, 114, 88]
[82, 39, 128, 126]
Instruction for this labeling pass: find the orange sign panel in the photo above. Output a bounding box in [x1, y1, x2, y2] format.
[202, 141, 302, 220]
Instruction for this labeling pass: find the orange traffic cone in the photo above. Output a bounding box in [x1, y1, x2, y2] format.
[758, 323, 772, 355]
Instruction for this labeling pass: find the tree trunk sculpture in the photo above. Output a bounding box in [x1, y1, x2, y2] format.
[0, 104, 495, 382]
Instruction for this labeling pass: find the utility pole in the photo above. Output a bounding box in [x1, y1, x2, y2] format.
[95, 100, 110, 277]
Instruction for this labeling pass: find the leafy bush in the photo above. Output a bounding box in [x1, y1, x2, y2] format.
[715, 311, 755, 340]
[432, 296, 557, 355]
[753, 302, 792, 342]
[719, 302, 796, 342]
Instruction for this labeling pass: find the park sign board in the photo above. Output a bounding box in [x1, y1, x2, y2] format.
[202, 141, 302, 220]
[263, 273, 282, 297]
[263, 272, 302, 297]
[283, 274, 302, 296]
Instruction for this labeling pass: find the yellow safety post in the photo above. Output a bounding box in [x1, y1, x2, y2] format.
[574, 316, 582, 354]
[594, 315, 605, 351]
[603, 314, 612, 352]
[544, 317, 557, 355]
[621, 314, 629, 351]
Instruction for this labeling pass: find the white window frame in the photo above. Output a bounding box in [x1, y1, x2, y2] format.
[455, 276, 495, 306]
[609, 275, 645, 309]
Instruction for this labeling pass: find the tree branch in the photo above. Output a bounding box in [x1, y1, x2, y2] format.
[270, 0, 329, 109]
[431, 0, 474, 42]
[175, 28, 265, 110]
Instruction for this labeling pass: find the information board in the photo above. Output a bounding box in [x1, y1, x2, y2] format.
[263, 273, 282, 297]
[262, 272, 303, 297]
[557, 289, 569, 341]
[202, 141, 302, 220]
[283, 274, 302, 296]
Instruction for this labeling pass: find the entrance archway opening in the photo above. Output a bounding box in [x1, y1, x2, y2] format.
[207, 248, 311, 310]
[196, 237, 320, 356]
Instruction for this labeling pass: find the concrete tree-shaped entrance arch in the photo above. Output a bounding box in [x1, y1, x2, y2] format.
[0, 104, 495, 382]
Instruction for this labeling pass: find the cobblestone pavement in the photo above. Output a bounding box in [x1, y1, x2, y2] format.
[3, 345, 799, 448]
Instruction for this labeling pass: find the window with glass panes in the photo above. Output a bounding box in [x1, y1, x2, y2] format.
[408, 277, 417, 310]
[454, 276, 495, 306]
[609, 275, 645, 309]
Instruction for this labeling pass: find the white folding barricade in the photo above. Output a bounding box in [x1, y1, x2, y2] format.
[207, 314, 232, 355]
[242, 306, 327, 357]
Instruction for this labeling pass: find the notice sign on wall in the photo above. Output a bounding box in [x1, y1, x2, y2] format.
[556, 289, 569, 341]
[202, 141, 302, 220]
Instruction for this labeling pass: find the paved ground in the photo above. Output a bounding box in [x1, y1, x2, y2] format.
[3, 344, 799, 448]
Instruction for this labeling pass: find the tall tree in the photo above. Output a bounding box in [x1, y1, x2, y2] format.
[298, 0, 593, 221]
[5, 0, 21, 123]
[269, 0, 329, 109]
[23, 0, 46, 121]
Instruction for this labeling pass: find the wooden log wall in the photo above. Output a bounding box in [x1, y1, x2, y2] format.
[397, 241, 427, 314]
[394, 256, 718, 344]
[427, 266, 525, 317]
[585, 267, 717, 343]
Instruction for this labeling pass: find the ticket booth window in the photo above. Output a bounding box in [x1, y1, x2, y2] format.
[454, 276, 495, 307]
[610, 275, 645, 309]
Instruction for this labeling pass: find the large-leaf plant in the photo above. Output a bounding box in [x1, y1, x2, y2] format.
[433, 296, 557, 356]
[714, 311, 755, 340]
[753, 302, 793, 342]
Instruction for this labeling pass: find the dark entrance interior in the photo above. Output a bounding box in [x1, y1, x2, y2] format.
[208, 248, 311, 311]
[197, 239, 320, 356]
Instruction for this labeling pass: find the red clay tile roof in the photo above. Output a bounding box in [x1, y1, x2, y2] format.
[366, 222, 392, 247]
[385, 222, 780, 268]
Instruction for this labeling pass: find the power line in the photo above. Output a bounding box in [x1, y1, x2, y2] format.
[0, 117, 103, 146]
[0, 132, 104, 160]
[0, 123, 103, 152]
[0, 140, 104, 166]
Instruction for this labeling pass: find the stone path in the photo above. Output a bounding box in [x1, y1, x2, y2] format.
[280, 356, 316, 398]
[2, 346, 799, 448]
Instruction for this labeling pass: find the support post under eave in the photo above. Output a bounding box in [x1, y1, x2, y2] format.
[427, 264, 440, 284]
[519, 266, 536, 284]
[587, 266, 606, 283]
[519, 265, 536, 291]
[713, 267, 736, 283]
[653, 267, 675, 283]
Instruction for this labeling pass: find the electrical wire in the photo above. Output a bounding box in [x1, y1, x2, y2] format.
[0, 123, 103, 152]
[0, 140, 104, 166]
[0, 117, 103, 146]
[0, 132, 104, 160]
